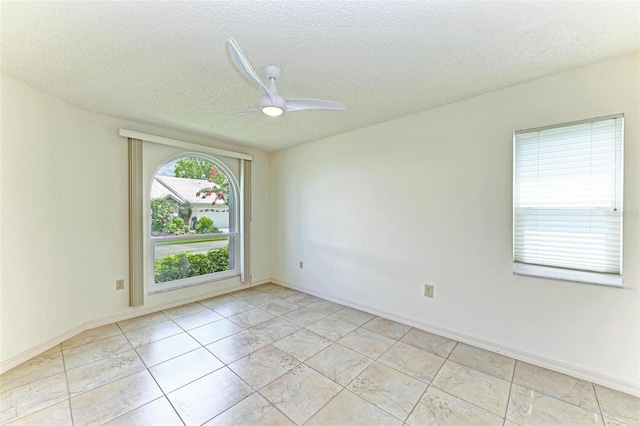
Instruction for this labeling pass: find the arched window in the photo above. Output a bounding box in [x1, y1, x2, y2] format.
[150, 154, 240, 289]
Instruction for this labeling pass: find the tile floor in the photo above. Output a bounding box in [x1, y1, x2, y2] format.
[1, 283, 639, 425]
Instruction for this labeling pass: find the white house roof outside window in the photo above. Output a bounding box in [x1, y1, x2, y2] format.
[151, 176, 230, 230]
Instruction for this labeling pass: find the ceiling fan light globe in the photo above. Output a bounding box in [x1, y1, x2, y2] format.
[262, 106, 284, 117]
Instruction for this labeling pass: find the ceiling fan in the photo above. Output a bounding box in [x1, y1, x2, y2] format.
[228, 38, 345, 117]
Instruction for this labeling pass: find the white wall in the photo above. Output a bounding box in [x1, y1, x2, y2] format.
[0, 74, 271, 365]
[270, 53, 640, 393]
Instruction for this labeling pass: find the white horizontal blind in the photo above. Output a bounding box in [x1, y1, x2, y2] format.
[513, 115, 623, 276]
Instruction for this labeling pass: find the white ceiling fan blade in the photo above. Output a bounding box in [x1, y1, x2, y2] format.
[285, 98, 345, 112]
[237, 107, 259, 115]
[228, 38, 271, 97]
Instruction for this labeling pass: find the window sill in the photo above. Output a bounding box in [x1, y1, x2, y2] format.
[148, 271, 240, 295]
[513, 263, 622, 287]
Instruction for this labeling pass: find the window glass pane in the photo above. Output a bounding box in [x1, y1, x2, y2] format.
[513, 116, 623, 278]
[151, 156, 231, 237]
[154, 237, 235, 284]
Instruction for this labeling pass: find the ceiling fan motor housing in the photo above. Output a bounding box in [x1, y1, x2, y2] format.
[260, 93, 286, 110]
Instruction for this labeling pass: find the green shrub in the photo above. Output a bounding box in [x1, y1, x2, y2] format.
[154, 253, 190, 283]
[154, 245, 230, 284]
[170, 217, 185, 235]
[187, 253, 210, 276]
[194, 217, 219, 234]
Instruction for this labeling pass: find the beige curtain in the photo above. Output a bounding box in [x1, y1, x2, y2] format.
[128, 138, 144, 306]
[241, 159, 252, 283]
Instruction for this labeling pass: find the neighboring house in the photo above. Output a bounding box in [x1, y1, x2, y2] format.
[151, 176, 230, 231]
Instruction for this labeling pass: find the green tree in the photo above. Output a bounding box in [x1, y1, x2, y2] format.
[174, 158, 225, 185]
[174, 157, 229, 204]
[151, 198, 176, 235]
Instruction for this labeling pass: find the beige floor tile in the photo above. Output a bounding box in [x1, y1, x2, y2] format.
[307, 389, 403, 426]
[306, 300, 346, 315]
[135, 332, 201, 367]
[205, 392, 295, 426]
[231, 287, 263, 298]
[507, 383, 603, 425]
[66, 349, 145, 397]
[70, 370, 162, 426]
[400, 328, 457, 358]
[604, 416, 631, 426]
[348, 361, 427, 421]
[241, 292, 282, 307]
[260, 364, 342, 425]
[229, 345, 300, 390]
[117, 311, 170, 333]
[253, 283, 283, 292]
[106, 397, 183, 426]
[281, 307, 327, 327]
[338, 328, 395, 359]
[212, 299, 257, 316]
[306, 343, 373, 386]
[172, 309, 223, 330]
[249, 317, 301, 343]
[306, 317, 357, 341]
[188, 318, 243, 345]
[378, 341, 445, 383]
[228, 308, 275, 328]
[594, 384, 640, 425]
[269, 288, 301, 299]
[123, 320, 183, 348]
[260, 300, 302, 316]
[167, 367, 253, 426]
[448, 343, 515, 381]
[272, 329, 333, 361]
[1, 372, 68, 423]
[0, 350, 64, 393]
[61, 323, 122, 350]
[406, 387, 503, 426]
[163, 301, 208, 319]
[149, 347, 224, 393]
[331, 307, 376, 326]
[199, 294, 238, 310]
[205, 329, 269, 364]
[9, 292, 631, 426]
[63, 334, 132, 370]
[431, 360, 510, 416]
[514, 361, 599, 412]
[4, 400, 72, 426]
[362, 317, 412, 340]
[286, 292, 322, 306]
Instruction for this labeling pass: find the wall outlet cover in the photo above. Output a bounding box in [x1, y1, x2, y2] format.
[424, 284, 434, 298]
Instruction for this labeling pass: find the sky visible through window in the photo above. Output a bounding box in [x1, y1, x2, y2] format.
[157, 159, 178, 176]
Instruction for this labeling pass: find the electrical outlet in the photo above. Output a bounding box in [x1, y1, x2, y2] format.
[116, 279, 125, 290]
[424, 284, 434, 298]
[299, 261, 304, 269]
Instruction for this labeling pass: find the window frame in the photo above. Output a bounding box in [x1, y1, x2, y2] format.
[147, 152, 241, 294]
[512, 114, 624, 287]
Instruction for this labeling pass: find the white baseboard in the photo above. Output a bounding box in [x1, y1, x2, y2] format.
[271, 278, 640, 397]
[249, 277, 271, 287]
[0, 284, 249, 374]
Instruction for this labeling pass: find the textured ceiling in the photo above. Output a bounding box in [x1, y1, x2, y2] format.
[1, 1, 638, 151]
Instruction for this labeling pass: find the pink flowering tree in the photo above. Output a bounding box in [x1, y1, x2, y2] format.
[174, 157, 229, 205]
